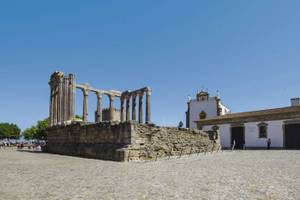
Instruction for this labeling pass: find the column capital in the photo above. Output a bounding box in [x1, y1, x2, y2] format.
[126, 94, 131, 100]
[120, 93, 125, 99]
[108, 94, 115, 101]
[132, 92, 137, 99]
[96, 91, 102, 99]
[58, 77, 64, 83]
[68, 73, 75, 79]
[146, 88, 152, 96]
[138, 91, 144, 98]
[82, 89, 89, 96]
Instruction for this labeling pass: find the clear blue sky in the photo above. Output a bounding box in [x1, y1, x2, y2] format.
[1, 0, 300, 130]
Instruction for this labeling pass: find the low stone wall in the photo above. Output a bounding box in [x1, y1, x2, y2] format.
[45, 121, 220, 161]
[128, 124, 220, 161]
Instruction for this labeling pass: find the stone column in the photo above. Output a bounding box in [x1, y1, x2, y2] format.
[132, 93, 137, 121]
[109, 94, 114, 121]
[49, 86, 54, 126]
[120, 96, 125, 122]
[146, 88, 152, 124]
[61, 78, 66, 123]
[57, 78, 63, 124]
[68, 74, 75, 121]
[53, 86, 58, 125]
[56, 82, 60, 124]
[126, 95, 130, 121]
[96, 92, 102, 123]
[60, 78, 64, 124]
[186, 101, 191, 128]
[64, 78, 69, 122]
[138, 92, 144, 123]
[82, 89, 89, 122]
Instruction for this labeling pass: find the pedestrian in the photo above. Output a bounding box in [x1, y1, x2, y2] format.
[232, 140, 236, 151]
[267, 138, 271, 150]
[178, 121, 183, 128]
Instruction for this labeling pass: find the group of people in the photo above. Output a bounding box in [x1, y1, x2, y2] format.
[16, 142, 43, 151]
[0, 140, 44, 151]
[0, 141, 11, 149]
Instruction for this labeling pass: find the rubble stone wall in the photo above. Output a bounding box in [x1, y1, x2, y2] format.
[128, 124, 220, 161]
[45, 121, 220, 161]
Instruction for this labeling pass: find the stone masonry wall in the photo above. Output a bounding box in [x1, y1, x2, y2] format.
[45, 122, 133, 161]
[45, 121, 220, 161]
[127, 123, 220, 161]
[102, 108, 121, 122]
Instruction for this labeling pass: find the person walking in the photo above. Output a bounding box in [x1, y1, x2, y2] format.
[267, 138, 271, 150]
[232, 140, 236, 151]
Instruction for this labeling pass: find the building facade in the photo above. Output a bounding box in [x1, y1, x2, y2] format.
[186, 91, 230, 129]
[187, 91, 300, 149]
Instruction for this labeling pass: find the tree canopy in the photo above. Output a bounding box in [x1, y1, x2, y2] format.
[23, 118, 49, 140]
[23, 115, 82, 140]
[0, 123, 21, 139]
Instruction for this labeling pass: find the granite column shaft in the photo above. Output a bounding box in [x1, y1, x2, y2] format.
[146, 89, 151, 123]
[126, 96, 130, 121]
[120, 96, 125, 122]
[109, 95, 114, 121]
[96, 93, 102, 123]
[132, 93, 137, 121]
[82, 89, 89, 122]
[138, 92, 143, 123]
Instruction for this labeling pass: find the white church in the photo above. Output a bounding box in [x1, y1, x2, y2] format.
[186, 91, 300, 149]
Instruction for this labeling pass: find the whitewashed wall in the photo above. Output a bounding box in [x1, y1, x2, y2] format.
[203, 120, 284, 148]
[189, 98, 217, 129]
[263, 120, 283, 147]
[219, 124, 231, 148]
[245, 122, 266, 147]
[244, 121, 283, 148]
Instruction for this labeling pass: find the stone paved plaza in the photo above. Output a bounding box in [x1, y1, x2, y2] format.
[0, 149, 299, 200]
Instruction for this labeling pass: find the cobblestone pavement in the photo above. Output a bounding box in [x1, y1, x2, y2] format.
[0, 148, 299, 200]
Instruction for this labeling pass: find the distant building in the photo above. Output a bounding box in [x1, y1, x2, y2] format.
[186, 91, 300, 149]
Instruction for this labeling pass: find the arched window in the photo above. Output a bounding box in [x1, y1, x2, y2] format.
[258, 122, 268, 138]
[199, 111, 207, 120]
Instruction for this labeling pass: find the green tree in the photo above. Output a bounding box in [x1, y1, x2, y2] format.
[35, 119, 49, 140]
[0, 123, 21, 139]
[23, 126, 37, 140]
[74, 115, 82, 120]
[23, 118, 49, 140]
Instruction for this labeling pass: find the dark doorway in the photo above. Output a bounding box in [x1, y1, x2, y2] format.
[285, 124, 300, 149]
[231, 126, 245, 149]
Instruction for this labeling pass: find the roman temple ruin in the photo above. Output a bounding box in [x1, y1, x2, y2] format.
[46, 71, 220, 161]
[48, 71, 152, 125]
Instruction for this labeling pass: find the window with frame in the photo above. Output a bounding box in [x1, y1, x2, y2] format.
[258, 122, 268, 138]
[199, 111, 207, 120]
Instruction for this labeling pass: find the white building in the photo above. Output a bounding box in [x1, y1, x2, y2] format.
[186, 91, 300, 149]
[186, 91, 230, 129]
